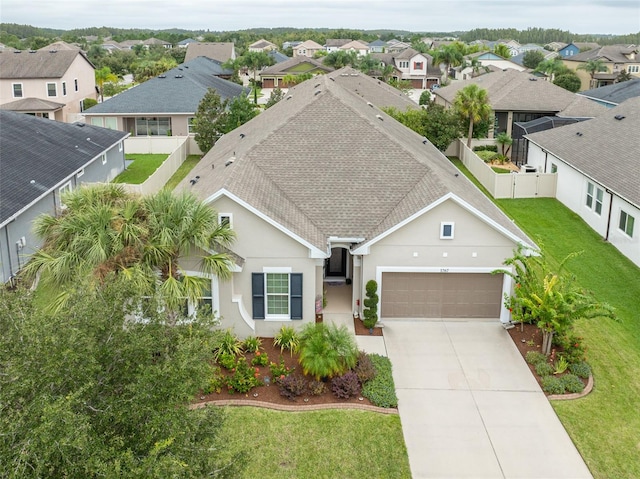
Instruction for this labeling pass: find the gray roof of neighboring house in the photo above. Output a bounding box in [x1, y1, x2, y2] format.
[180, 68, 534, 251]
[83, 57, 246, 115]
[261, 56, 332, 75]
[435, 69, 606, 117]
[143, 38, 171, 46]
[526, 97, 640, 207]
[268, 50, 290, 63]
[177, 38, 197, 46]
[369, 39, 387, 47]
[0, 49, 93, 79]
[325, 39, 352, 47]
[564, 44, 638, 63]
[38, 41, 80, 51]
[184, 42, 235, 63]
[0, 111, 128, 225]
[0, 97, 65, 111]
[578, 79, 640, 106]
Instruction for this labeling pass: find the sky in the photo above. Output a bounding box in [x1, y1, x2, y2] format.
[2, 0, 639, 35]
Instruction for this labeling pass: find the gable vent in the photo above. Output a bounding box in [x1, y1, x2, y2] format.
[614, 115, 625, 121]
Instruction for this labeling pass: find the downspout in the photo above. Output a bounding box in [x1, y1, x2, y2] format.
[543, 150, 548, 172]
[3, 224, 14, 279]
[605, 189, 614, 241]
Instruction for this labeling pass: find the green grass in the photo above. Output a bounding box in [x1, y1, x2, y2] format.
[491, 166, 511, 174]
[217, 407, 410, 479]
[450, 157, 640, 479]
[113, 154, 168, 184]
[164, 155, 202, 190]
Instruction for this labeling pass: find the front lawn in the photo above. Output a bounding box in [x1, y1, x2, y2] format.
[164, 154, 202, 190]
[450, 158, 640, 478]
[113, 154, 168, 184]
[217, 407, 410, 479]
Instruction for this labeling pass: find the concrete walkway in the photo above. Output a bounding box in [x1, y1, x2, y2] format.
[383, 320, 592, 479]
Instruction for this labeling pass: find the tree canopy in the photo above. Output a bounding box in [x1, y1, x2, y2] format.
[522, 50, 546, 69]
[0, 281, 244, 478]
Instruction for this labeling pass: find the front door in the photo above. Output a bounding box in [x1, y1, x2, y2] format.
[325, 247, 347, 277]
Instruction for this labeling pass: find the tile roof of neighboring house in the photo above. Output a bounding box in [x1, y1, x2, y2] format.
[526, 97, 640, 207]
[0, 49, 93, 79]
[83, 57, 246, 115]
[435, 69, 606, 117]
[327, 67, 419, 111]
[184, 42, 235, 63]
[578, 79, 640, 106]
[0, 111, 128, 225]
[565, 44, 638, 63]
[180, 68, 534, 251]
[295, 40, 324, 50]
[261, 56, 333, 75]
[0, 97, 65, 112]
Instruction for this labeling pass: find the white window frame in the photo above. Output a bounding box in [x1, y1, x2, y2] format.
[398, 60, 409, 69]
[440, 221, 455, 239]
[627, 65, 639, 73]
[188, 117, 196, 134]
[46, 82, 57, 97]
[551, 163, 558, 173]
[218, 213, 233, 229]
[104, 117, 117, 130]
[62, 81, 67, 96]
[619, 210, 635, 237]
[263, 267, 292, 320]
[12, 83, 23, 98]
[118, 141, 123, 152]
[586, 182, 604, 215]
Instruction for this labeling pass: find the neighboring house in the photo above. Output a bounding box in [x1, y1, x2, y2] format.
[558, 42, 580, 58]
[83, 57, 247, 136]
[325, 39, 352, 53]
[456, 51, 526, 80]
[142, 38, 172, 49]
[267, 50, 290, 64]
[176, 38, 197, 48]
[497, 39, 521, 56]
[518, 43, 544, 54]
[386, 40, 411, 53]
[339, 40, 369, 57]
[578, 78, 640, 107]
[292, 40, 324, 58]
[0, 48, 96, 122]
[368, 39, 387, 53]
[563, 44, 640, 90]
[39, 41, 81, 52]
[259, 56, 333, 88]
[248, 39, 277, 52]
[372, 48, 441, 89]
[184, 42, 236, 63]
[101, 41, 122, 53]
[434, 69, 606, 137]
[118, 39, 144, 50]
[545, 41, 567, 51]
[176, 67, 535, 338]
[525, 98, 640, 267]
[0, 111, 128, 283]
[282, 41, 302, 50]
[510, 49, 558, 67]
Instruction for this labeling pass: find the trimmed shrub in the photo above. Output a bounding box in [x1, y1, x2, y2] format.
[569, 361, 591, 379]
[226, 357, 260, 394]
[277, 374, 307, 401]
[535, 362, 555, 377]
[561, 374, 585, 394]
[472, 145, 498, 152]
[298, 323, 358, 380]
[213, 329, 243, 361]
[361, 354, 398, 408]
[83, 97, 98, 109]
[525, 351, 547, 366]
[218, 352, 237, 370]
[331, 371, 361, 399]
[541, 375, 565, 395]
[308, 380, 326, 396]
[362, 280, 379, 330]
[251, 350, 269, 367]
[354, 352, 377, 384]
[269, 357, 294, 379]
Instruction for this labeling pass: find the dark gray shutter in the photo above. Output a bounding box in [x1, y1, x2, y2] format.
[290, 273, 302, 320]
[252, 273, 265, 319]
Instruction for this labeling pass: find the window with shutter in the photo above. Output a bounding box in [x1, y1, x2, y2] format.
[251, 272, 303, 320]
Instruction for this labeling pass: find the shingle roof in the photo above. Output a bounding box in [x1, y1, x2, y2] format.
[435, 69, 606, 116]
[0, 49, 92, 79]
[0, 111, 128, 225]
[564, 44, 638, 63]
[526, 97, 640, 207]
[295, 40, 324, 50]
[0, 97, 65, 111]
[261, 56, 332, 75]
[180, 68, 534, 251]
[184, 42, 235, 63]
[578, 79, 640, 106]
[83, 57, 246, 115]
[268, 50, 290, 63]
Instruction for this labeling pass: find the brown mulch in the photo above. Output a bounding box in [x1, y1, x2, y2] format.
[193, 336, 378, 409]
[353, 315, 384, 336]
[507, 322, 589, 396]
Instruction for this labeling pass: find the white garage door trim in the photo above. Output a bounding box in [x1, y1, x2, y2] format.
[375, 266, 513, 323]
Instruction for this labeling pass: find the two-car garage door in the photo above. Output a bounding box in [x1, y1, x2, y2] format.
[381, 272, 504, 319]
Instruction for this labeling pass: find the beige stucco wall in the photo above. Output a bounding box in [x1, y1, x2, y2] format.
[208, 195, 321, 338]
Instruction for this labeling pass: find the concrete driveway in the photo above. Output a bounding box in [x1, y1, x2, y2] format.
[383, 320, 592, 479]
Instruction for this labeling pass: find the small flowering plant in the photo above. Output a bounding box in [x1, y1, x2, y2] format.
[251, 350, 269, 367]
[269, 356, 293, 378]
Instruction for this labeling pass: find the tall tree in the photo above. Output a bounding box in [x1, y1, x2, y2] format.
[493, 43, 512, 59]
[522, 50, 545, 69]
[323, 50, 358, 69]
[431, 44, 463, 82]
[453, 84, 492, 149]
[94, 66, 118, 102]
[578, 59, 608, 87]
[23, 184, 234, 315]
[535, 57, 566, 82]
[234, 51, 274, 104]
[554, 72, 582, 92]
[0, 282, 244, 478]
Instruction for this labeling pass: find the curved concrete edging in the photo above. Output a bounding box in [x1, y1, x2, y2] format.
[548, 373, 594, 401]
[190, 398, 398, 414]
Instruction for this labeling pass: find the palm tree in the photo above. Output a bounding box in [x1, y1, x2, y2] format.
[578, 59, 608, 88]
[493, 44, 512, 59]
[95, 66, 118, 102]
[236, 51, 274, 104]
[461, 57, 490, 78]
[495, 132, 513, 158]
[323, 50, 358, 69]
[431, 44, 464, 82]
[453, 84, 492, 149]
[24, 184, 235, 315]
